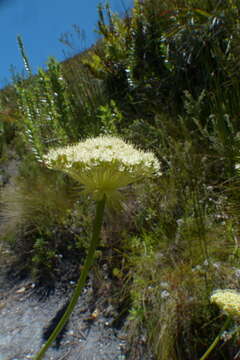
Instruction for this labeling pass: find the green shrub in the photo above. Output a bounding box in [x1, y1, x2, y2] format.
[125, 225, 240, 359]
[0, 162, 92, 279]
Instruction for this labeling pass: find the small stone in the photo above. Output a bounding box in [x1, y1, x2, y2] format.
[161, 290, 170, 299]
[0, 302, 6, 310]
[16, 287, 26, 294]
[235, 269, 240, 278]
[91, 308, 100, 319]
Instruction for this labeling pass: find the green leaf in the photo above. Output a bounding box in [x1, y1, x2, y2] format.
[193, 8, 212, 18]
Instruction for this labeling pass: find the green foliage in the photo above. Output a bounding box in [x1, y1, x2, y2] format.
[31, 237, 57, 279]
[15, 38, 73, 160]
[97, 99, 122, 134]
[0, 90, 17, 157]
[122, 98, 240, 359]
[0, 115, 5, 156]
[1, 166, 74, 232]
[15, 36, 112, 155]
[125, 221, 240, 360]
[62, 52, 108, 137]
[84, 0, 240, 119]
[0, 162, 84, 279]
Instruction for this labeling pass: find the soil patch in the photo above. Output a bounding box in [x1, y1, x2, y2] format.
[0, 273, 130, 360]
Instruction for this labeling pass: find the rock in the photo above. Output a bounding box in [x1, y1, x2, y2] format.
[16, 287, 26, 294]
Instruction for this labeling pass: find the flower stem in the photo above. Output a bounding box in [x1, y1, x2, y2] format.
[34, 196, 106, 360]
[199, 316, 232, 360]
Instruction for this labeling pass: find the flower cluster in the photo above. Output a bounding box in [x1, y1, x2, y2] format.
[44, 135, 161, 206]
[210, 289, 240, 319]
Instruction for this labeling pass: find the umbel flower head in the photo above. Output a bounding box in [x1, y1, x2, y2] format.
[43, 135, 161, 207]
[210, 289, 240, 319]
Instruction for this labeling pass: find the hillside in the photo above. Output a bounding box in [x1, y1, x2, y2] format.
[1, 0, 240, 359]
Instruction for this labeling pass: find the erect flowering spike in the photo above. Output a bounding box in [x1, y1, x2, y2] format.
[43, 135, 161, 206]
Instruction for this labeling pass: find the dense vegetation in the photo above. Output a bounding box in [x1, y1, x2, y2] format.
[1, 0, 240, 358]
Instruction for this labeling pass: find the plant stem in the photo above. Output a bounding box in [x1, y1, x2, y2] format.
[199, 316, 232, 360]
[34, 196, 106, 360]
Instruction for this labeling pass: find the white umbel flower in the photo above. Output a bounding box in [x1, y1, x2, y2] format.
[44, 135, 161, 206]
[210, 289, 240, 319]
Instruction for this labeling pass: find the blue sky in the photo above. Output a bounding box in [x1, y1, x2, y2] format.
[0, 0, 133, 87]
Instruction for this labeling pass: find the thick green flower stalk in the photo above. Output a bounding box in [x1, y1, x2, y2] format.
[34, 135, 160, 359]
[200, 289, 240, 360]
